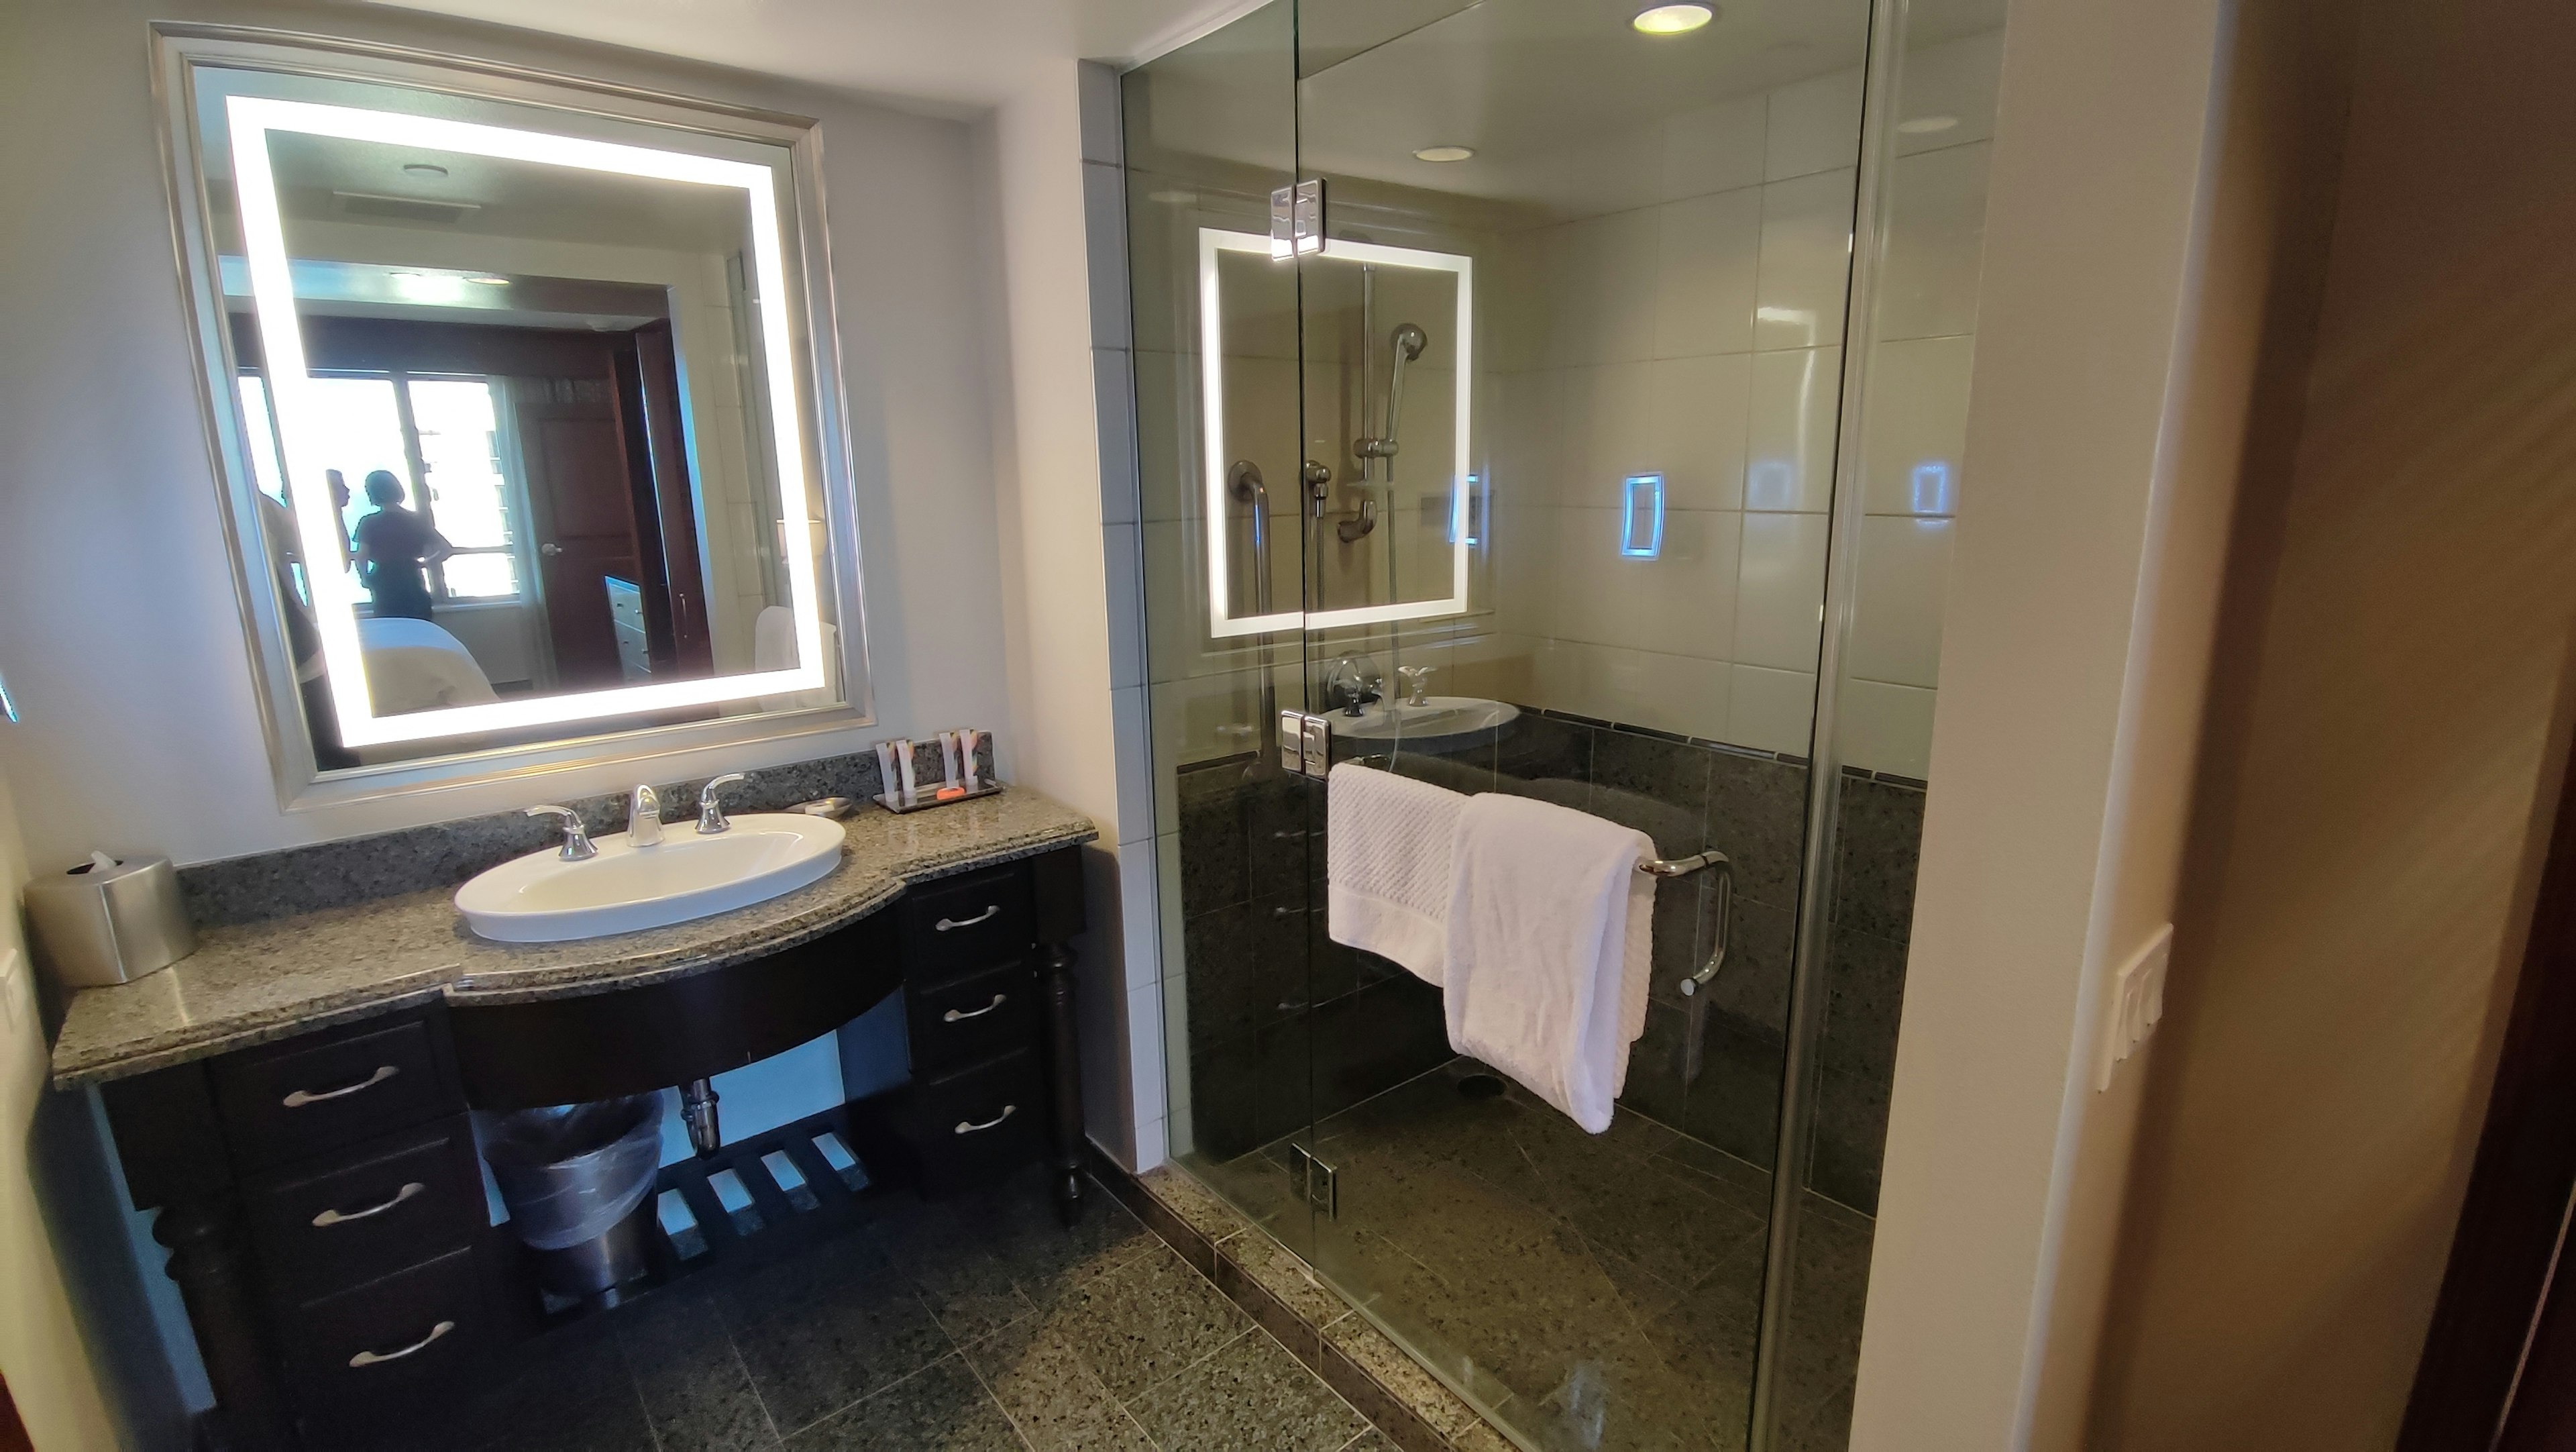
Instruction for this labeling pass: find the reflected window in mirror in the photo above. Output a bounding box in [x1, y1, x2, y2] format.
[158, 29, 870, 796]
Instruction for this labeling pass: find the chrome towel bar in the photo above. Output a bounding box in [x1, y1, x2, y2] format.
[1640, 849, 1727, 878]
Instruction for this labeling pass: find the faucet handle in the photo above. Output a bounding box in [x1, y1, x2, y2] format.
[1396, 666, 1436, 707]
[698, 772, 753, 835]
[525, 805, 597, 862]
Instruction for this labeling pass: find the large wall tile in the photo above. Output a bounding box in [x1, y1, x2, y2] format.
[1649, 352, 1752, 511]
[1892, 30, 2004, 158]
[1663, 94, 1769, 201]
[1858, 334, 1974, 516]
[1756, 170, 1859, 350]
[1766, 66, 1866, 181]
[1561, 362, 1659, 507]
[1745, 347, 1843, 513]
[1846, 515, 1954, 688]
[1835, 678, 1937, 781]
[1578, 643, 1730, 741]
[1729, 664, 1818, 756]
[1706, 749, 1813, 910]
[1832, 776, 1925, 942]
[1878, 142, 1990, 342]
[1733, 513, 1831, 670]
[1552, 209, 1661, 366]
[1654, 188, 1762, 358]
[1558, 119, 1668, 220]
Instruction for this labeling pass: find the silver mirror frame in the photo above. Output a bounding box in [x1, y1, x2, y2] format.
[148, 23, 875, 813]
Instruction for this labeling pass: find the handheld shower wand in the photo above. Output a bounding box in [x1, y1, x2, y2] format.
[1342, 322, 1428, 543]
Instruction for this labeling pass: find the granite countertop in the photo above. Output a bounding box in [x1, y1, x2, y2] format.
[50, 788, 1098, 1088]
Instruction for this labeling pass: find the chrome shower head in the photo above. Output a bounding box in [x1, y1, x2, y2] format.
[1393, 323, 1428, 360]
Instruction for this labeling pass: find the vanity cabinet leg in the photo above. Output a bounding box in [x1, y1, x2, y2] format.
[1038, 939, 1086, 1225]
[155, 1197, 295, 1449]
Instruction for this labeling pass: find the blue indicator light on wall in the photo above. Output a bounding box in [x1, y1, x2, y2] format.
[1448, 474, 1482, 546]
[1911, 461, 1955, 515]
[1620, 474, 1666, 558]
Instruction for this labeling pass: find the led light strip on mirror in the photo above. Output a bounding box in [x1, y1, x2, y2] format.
[226, 95, 828, 748]
[1197, 228, 1472, 639]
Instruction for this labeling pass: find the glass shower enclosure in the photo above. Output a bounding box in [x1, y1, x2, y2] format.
[1125, 1, 1998, 1446]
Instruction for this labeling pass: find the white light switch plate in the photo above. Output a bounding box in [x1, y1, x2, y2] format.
[2097, 923, 2172, 1091]
[0, 946, 23, 1032]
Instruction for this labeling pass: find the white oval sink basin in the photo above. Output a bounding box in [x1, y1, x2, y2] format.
[1335, 696, 1522, 751]
[456, 813, 848, 943]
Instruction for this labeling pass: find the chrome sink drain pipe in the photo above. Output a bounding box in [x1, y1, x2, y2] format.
[682, 1078, 722, 1157]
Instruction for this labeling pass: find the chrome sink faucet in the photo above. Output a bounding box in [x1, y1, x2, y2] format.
[525, 805, 596, 861]
[628, 785, 664, 847]
[697, 772, 752, 834]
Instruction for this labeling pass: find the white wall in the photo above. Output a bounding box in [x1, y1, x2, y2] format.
[1847, 0, 2243, 1443]
[980, 60, 1165, 1170]
[0, 0, 1014, 873]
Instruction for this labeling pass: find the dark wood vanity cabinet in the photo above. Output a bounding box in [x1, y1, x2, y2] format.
[92, 845, 1089, 1451]
[99, 1006, 493, 1449]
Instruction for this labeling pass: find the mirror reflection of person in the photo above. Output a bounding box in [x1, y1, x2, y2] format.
[351, 469, 451, 621]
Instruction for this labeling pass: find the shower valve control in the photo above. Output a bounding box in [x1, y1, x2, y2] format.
[1281, 710, 1332, 780]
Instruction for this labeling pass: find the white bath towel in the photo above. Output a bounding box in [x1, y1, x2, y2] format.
[1326, 762, 1467, 985]
[1441, 790, 1656, 1133]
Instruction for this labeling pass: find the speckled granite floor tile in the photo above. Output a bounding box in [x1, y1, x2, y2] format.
[1128, 1329, 1368, 1452]
[618, 1282, 781, 1450]
[961, 1314, 1151, 1451]
[783, 1354, 1026, 1451]
[719, 1235, 957, 1434]
[1053, 1240, 1254, 1402]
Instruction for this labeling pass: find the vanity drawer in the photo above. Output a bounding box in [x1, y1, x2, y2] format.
[281, 1244, 490, 1425]
[899, 1047, 1044, 1194]
[906, 960, 1037, 1076]
[213, 1017, 458, 1171]
[902, 865, 1035, 982]
[247, 1118, 482, 1301]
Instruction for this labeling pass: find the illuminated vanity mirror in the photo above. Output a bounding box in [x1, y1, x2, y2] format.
[160, 30, 868, 796]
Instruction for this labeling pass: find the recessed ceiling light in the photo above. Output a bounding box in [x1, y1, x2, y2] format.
[1413, 145, 1475, 163]
[1633, 3, 1716, 34]
[1896, 115, 1960, 135]
[401, 162, 449, 178]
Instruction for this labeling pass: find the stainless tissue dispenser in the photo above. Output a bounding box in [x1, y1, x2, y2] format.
[24, 855, 197, 989]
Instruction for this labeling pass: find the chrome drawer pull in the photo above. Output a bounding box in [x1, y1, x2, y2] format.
[313, 1182, 426, 1228]
[935, 904, 1002, 932]
[283, 1064, 399, 1108]
[955, 1104, 1017, 1135]
[943, 994, 1009, 1023]
[349, 1319, 453, 1368]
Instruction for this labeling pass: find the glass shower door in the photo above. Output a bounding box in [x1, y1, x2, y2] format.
[1122, 0, 1332, 1265]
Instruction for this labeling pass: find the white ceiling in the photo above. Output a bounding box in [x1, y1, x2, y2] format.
[355, 0, 1256, 111]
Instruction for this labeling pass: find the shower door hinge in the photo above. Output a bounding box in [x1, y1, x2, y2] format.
[1285, 1143, 1340, 1217]
[1280, 710, 1332, 779]
[1271, 179, 1326, 259]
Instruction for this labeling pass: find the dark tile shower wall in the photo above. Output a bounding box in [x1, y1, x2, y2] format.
[1174, 761, 1452, 1161]
[1171, 713, 1923, 1216]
